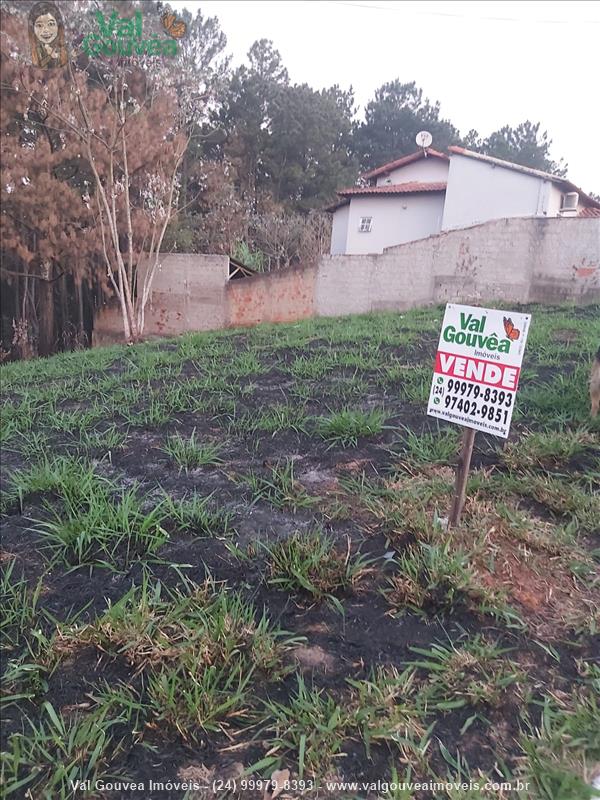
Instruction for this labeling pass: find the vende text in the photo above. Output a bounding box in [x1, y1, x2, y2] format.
[435, 351, 519, 390]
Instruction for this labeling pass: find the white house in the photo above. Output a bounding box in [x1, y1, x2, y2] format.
[328, 146, 600, 255]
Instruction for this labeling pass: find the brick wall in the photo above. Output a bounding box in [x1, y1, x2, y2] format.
[319, 217, 599, 312]
[226, 264, 317, 327]
[92, 219, 599, 345]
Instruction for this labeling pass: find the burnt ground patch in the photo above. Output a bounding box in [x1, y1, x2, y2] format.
[1, 304, 599, 799]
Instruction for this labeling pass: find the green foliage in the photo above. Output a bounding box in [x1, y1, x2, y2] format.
[162, 429, 224, 472]
[241, 458, 317, 510]
[353, 80, 459, 172]
[479, 121, 567, 176]
[519, 692, 600, 800]
[408, 637, 520, 711]
[262, 530, 371, 601]
[262, 675, 352, 778]
[314, 407, 386, 448]
[161, 492, 235, 538]
[0, 702, 127, 799]
[232, 240, 266, 271]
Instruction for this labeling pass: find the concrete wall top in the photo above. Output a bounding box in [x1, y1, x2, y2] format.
[148, 254, 230, 294]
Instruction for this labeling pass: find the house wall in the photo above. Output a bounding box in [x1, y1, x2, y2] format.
[330, 203, 350, 255]
[441, 153, 547, 230]
[546, 183, 564, 216]
[344, 193, 446, 254]
[376, 158, 449, 186]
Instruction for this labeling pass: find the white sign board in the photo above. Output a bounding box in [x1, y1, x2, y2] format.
[427, 303, 531, 438]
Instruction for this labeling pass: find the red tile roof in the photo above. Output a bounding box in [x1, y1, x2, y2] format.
[362, 148, 449, 180]
[325, 181, 447, 212]
[338, 182, 447, 197]
[579, 206, 600, 218]
[448, 146, 600, 209]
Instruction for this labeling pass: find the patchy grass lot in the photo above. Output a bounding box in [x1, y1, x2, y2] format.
[1, 304, 599, 800]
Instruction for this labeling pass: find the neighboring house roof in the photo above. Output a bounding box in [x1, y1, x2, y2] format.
[362, 148, 449, 180]
[325, 182, 447, 212]
[448, 146, 600, 209]
[338, 181, 447, 197]
[579, 206, 600, 218]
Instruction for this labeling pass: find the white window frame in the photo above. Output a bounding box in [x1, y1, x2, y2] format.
[358, 216, 373, 233]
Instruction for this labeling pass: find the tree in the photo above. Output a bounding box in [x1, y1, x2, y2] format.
[248, 210, 331, 270]
[353, 80, 460, 171]
[217, 39, 289, 211]
[0, 3, 101, 356]
[478, 121, 567, 176]
[264, 83, 358, 210]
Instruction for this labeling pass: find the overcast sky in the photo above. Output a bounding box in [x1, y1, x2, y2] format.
[171, 1, 600, 192]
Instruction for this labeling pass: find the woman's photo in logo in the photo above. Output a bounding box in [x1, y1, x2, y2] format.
[29, 1, 68, 69]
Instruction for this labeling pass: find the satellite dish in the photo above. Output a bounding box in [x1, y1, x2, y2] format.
[416, 130, 433, 149]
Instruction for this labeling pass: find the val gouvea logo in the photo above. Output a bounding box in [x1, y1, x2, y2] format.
[442, 311, 513, 353]
[82, 9, 183, 58]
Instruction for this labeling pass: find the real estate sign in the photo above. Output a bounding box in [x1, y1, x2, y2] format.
[427, 303, 531, 438]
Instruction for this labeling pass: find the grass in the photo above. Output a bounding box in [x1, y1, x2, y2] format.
[519, 691, 600, 800]
[161, 492, 235, 537]
[262, 674, 352, 779]
[0, 702, 128, 799]
[384, 541, 523, 628]
[229, 403, 308, 436]
[7, 454, 104, 509]
[397, 426, 460, 464]
[408, 636, 521, 712]
[489, 472, 600, 534]
[162, 429, 224, 471]
[262, 530, 372, 602]
[33, 482, 169, 567]
[241, 458, 317, 510]
[147, 659, 252, 740]
[501, 428, 596, 470]
[314, 407, 386, 447]
[75, 577, 294, 678]
[263, 668, 431, 779]
[347, 665, 429, 763]
[0, 559, 43, 652]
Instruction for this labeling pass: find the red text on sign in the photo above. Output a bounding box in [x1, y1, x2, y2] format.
[435, 351, 520, 390]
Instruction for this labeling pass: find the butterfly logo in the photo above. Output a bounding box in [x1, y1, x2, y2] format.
[161, 11, 187, 39]
[503, 316, 520, 341]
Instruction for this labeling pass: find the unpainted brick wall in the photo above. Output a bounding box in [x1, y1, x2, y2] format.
[226, 265, 317, 327]
[318, 217, 599, 312]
